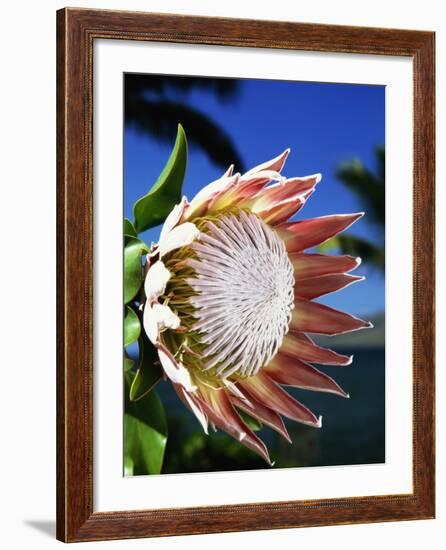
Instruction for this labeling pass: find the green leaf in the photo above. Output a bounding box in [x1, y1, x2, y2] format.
[124, 218, 137, 237]
[124, 306, 141, 347]
[124, 247, 142, 304]
[124, 455, 134, 476]
[237, 409, 262, 431]
[124, 235, 151, 255]
[124, 237, 149, 304]
[123, 353, 134, 372]
[133, 124, 187, 233]
[124, 375, 167, 475]
[130, 335, 162, 401]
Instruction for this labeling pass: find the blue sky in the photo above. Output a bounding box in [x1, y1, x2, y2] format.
[124, 78, 385, 317]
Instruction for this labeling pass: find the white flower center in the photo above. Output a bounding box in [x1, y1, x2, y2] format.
[188, 211, 294, 379]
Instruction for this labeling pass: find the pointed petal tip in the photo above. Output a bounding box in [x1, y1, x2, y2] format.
[341, 211, 364, 224]
[281, 147, 291, 159]
[224, 164, 235, 177]
[292, 299, 373, 336]
[355, 319, 374, 330]
[339, 211, 365, 224]
[347, 355, 354, 365]
[338, 387, 350, 399]
[330, 211, 364, 220]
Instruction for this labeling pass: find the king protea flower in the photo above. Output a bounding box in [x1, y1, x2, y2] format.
[143, 149, 372, 464]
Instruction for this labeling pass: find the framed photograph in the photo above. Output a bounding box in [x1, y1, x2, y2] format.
[56, 8, 435, 542]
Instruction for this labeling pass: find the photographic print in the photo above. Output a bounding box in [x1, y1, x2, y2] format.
[123, 74, 385, 476]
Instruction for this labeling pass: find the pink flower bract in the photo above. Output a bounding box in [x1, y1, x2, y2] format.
[143, 149, 371, 464]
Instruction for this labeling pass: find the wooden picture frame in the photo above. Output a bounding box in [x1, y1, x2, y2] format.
[56, 7, 435, 542]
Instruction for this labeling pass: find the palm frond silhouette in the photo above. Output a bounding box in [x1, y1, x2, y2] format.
[125, 74, 245, 172]
[320, 146, 385, 270]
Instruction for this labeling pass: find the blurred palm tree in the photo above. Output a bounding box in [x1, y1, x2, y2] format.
[125, 74, 245, 172]
[320, 146, 385, 270]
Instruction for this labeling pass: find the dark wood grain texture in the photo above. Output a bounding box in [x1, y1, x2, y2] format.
[56, 7, 435, 542]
